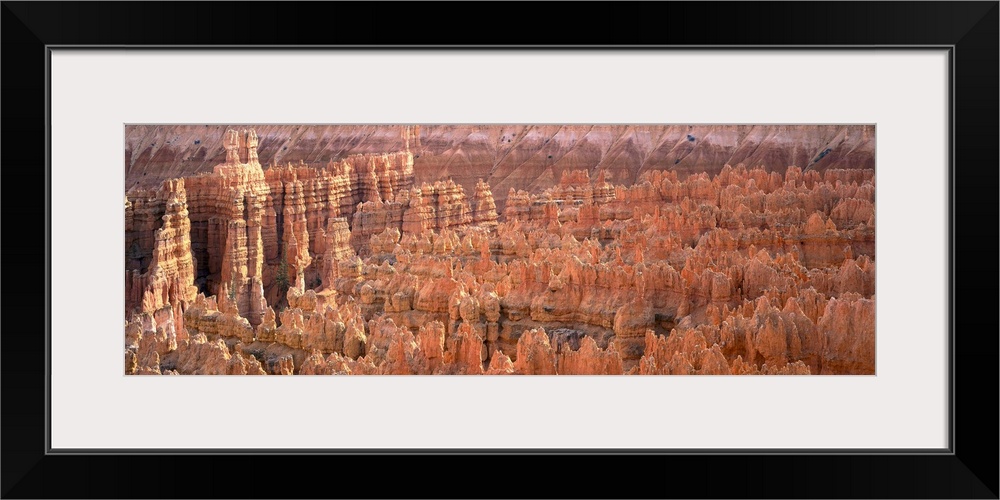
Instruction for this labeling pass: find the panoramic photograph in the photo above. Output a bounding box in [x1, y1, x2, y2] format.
[125, 124, 875, 375]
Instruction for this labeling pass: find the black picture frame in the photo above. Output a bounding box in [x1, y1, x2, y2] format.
[3, 2, 997, 498]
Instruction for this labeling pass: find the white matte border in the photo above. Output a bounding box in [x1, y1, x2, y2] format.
[50, 50, 948, 450]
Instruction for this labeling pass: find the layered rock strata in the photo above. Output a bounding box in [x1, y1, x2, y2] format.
[126, 125, 876, 214]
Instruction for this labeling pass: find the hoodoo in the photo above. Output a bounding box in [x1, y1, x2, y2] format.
[125, 125, 875, 375]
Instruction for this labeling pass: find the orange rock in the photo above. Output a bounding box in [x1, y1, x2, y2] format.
[557, 336, 623, 375]
[818, 293, 875, 374]
[127, 126, 876, 375]
[513, 328, 556, 375]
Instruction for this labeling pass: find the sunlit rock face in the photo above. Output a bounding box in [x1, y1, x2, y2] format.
[126, 125, 875, 375]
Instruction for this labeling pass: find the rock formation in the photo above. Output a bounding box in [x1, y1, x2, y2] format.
[126, 126, 875, 375]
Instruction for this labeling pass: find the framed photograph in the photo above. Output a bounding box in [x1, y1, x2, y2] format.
[4, 2, 996, 498]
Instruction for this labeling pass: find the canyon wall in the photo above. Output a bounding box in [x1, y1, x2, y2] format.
[126, 125, 875, 213]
